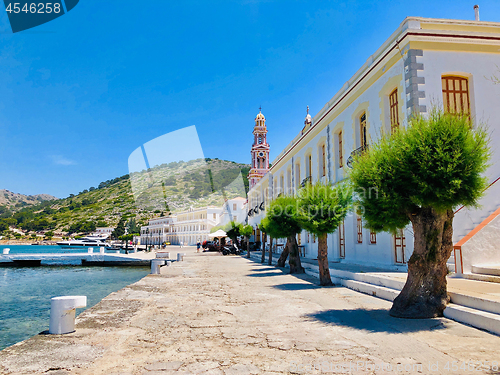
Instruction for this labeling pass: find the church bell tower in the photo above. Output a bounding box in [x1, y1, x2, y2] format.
[248, 108, 270, 189]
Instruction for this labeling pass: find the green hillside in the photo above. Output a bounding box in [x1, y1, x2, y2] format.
[0, 159, 250, 237]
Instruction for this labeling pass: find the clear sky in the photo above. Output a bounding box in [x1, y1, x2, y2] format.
[0, 0, 499, 198]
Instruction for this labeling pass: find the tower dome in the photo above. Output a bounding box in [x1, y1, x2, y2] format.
[256, 111, 265, 120]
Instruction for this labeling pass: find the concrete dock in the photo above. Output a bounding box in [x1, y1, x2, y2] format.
[1, 246, 499, 374]
[0, 251, 156, 267]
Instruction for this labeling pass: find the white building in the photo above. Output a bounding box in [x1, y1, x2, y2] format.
[138, 216, 175, 246]
[219, 197, 248, 227]
[139, 198, 247, 246]
[247, 16, 500, 272]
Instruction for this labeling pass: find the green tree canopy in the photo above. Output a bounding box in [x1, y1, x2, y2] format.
[297, 182, 353, 236]
[264, 196, 301, 239]
[351, 110, 489, 233]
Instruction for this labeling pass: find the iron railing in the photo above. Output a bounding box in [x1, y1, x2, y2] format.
[346, 145, 369, 169]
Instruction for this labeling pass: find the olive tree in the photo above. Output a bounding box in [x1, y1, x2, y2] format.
[297, 182, 353, 286]
[260, 217, 274, 265]
[240, 224, 253, 259]
[263, 195, 304, 274]
[350, 110, 489, 318]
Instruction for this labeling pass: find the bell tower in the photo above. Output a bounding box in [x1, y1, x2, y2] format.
[248, 108, 270, 189]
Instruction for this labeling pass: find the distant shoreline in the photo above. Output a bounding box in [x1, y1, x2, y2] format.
[0, 240, 57, 246]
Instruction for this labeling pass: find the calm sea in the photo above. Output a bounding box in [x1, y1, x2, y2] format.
[0, 245, 149, 350]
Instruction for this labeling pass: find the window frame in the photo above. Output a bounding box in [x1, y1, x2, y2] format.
[389, 89, 399, 133]
[442, 75, 470, 115]
[356, 215, 363, 244]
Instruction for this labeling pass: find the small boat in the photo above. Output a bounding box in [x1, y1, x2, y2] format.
[57, 236, 108, 249]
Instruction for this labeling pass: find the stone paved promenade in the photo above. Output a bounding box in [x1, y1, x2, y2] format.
[1, 247, 499, 375]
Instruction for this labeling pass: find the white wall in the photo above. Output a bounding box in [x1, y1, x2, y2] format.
[461, 214, 500, 273]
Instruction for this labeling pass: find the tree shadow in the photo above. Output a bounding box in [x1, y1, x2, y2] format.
[272, 283, 322, 291]
[306, 308, 447, 334]
[247, 271, 286, 278]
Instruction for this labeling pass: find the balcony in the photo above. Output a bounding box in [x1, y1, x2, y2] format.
[300, 176, 312, 188]
[346, 145, 369, 169]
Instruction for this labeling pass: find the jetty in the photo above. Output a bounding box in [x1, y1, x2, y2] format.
[0, 252, 153, 267]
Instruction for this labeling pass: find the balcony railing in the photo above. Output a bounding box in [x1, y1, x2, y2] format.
[300, 176, 312, 188]
[346, 145, 369, 169]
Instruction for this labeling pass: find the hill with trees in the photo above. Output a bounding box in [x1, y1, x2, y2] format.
[0, 159, 250, 239]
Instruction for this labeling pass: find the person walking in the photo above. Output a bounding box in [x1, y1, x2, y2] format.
[196, 241, 201, 253]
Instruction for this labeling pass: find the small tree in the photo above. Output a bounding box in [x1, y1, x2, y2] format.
[297, 182, 353, 286]
[260, 217, 273, 265]
[119, 233, 134, 253]
[350, 110, 489, 318]
[226, 222, 242, 247]
[240, 224, 253, 259]
[112, 218, 126, 239]
[263, 195, 304, 274]
[258, 221, 268, 263]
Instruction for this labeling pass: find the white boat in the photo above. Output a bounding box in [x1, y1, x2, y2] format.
[57, 236, 109, 249]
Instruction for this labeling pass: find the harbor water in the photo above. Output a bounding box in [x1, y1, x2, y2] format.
[0, 245, 149, 350]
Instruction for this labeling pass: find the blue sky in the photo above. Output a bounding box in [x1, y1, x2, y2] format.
[0, 0, 499, 198]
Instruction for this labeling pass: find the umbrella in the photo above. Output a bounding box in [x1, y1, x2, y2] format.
[208, 229, 227, 239]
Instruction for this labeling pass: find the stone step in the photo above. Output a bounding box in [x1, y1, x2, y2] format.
[472, 265, 500, 277]
[462, 272, 500, 284]
[443, 304, 500, 336]
[448, 292, 500, 315]
[340, 279, 400, 302]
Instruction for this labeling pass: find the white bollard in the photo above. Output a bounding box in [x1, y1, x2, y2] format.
[100, 247, 105, 254]
[177, 253, 185, 262]
[49, 296, 87, 334]
[151, 259, 165, 274]
[2, 248, 10, 255]
[88, 247, 93, 254]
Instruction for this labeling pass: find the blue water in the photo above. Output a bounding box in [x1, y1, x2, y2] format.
[0, 246, 149, 350]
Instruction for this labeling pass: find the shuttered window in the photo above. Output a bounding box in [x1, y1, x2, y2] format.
[442, 76, 470, 115]
[389, 89, 399, 133]
[357, 216, 363, 244]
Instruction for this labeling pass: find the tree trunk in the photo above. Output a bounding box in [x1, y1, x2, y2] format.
[317, 233, 333, 286]
[268, 237, 273, 266]
[288, 235, 305, 274]
[246, 237, 250, 258]
[390, 208, 454, 318]
[276, 240, 289, 268]
[261, 232, 267, 263]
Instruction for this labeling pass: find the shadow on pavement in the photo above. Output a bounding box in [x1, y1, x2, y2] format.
[247, 271, 286, 278]
[272, 283, 322, 291]
[306, 308, 447, 334]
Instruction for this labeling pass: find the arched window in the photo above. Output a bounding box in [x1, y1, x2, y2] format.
[442, 76, 470, 115]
